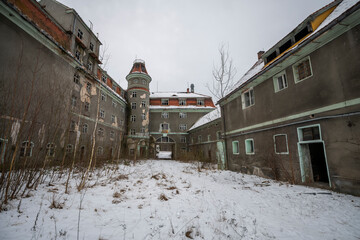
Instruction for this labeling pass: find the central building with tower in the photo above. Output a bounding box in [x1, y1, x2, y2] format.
[126, 59, 216, 159]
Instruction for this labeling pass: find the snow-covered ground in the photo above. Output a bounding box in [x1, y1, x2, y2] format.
[1, 160, 360, 239]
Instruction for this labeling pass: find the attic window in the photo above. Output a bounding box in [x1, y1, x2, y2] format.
[279, 39, 292, 54]
[141, 65, 146, 72]
[266, 51, 277, 64]
[295, 26, 311, 42]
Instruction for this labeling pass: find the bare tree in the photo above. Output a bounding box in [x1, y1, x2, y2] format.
[207, 43, 237, 101]
[99, 41, 111, 71]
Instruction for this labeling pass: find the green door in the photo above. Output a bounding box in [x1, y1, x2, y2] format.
[216, 141, 226, 170]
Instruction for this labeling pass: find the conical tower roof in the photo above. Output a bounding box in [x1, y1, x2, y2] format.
[129, 59, 148, 75]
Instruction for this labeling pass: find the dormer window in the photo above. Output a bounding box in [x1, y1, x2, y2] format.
[161, 99, 169, 105]
[197, 99, 204, 106]
[179, 99, 186, 106]
[295, 26, 311, 42]
[266, 51, 277, 64]
[77, 29, 83, 40]
[89, 42, 94, 51]
[279, 39, 292, 54]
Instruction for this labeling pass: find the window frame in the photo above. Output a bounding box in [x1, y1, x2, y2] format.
[293, 56, 313, 83]
[232, 141, 239, 155]
[141, 101, 146, 107]
[84, 101, 90, 112]
[141, 113, 146, 120]
[245, 138, 255, 155]
[101, 92, 107, 101]
[179, 99, 186, 106]
[273, 134, 289, 155]
[111, 115, 116, 123]
[20, 141, 34, 157]
[130, 129, 135, 135]
[73, 73, 80, 84]
[131, 102, 136, 109]
[100, 109, 105, 119]
[77, 29, 83, 39]
[180, 136, 186, 143]
[197, 99, 204, 106]
[161, 99, 169, 106]
[130, 115, 136, 122]
[179, 112, 187, 119]
[161, 112, 169, 119]
[97, 146, 103, 156]
[131, 91, 137, 98]
[66, 144, 73, 153]
[98, 127, 104, 137]
[46, 143, 55, 157]
[242, 88, 255, 109]
[273, 70, 288, 93]
[82, 123, 88, 133]
[179, 124, 187, 131]
[160, 123, 169, 131]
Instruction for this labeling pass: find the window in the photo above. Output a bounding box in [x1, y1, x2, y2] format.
[97, 146, 103, 155]
[179, 124, 187, 131]
[130, 129, 135, 135]
[293, 56, 313, 83]
[111, 115, 115, 123]
[140, 127, 145, 133]
[86, 82, 91, 93]
[141, 101, 146, 107]
[207, 135, 211, 141]
[82, 123, 88, 133]
[179, 112, 187, 119]
[85, 101, 90, 112]
[132, 91, 137, 98]
[77, 29, 83, 39]
[273, 134, 289, 154]
[180, 136, 186, 143]
[110, 131, 115, 139]
[46, 143, 55, 157]
[112, 100, 117, 108]
[142, 79, 146, 85]
[141, 113, 146, 120]
[100, 109, 105, 118]
[161, 112, 169, 119]
[121, 107, 125, 113]
[161, 123, 169, 131]
[298, 125, 321, 141]
[179, 99, 186, 106]
[131, 102, 136, 109]
[101, 75, 107, 83]
[232, 141, 239, 154]
[75, 50, 81, 60]
[245, 139, 255, 155]
[161, 99, 169, 105]
[66, 144, 73, 153]
[120, 119, 124, 126]
[156, 136, 175, 143]
[89, 42, 94, 51]
[131, 115, 136, 122]
[242, 89, 254, 108]
[101, 92, 107, 101]
[20, 141, 34, 157]
[197, 99, 204, 106]
[198, 135, 202, 143]
[73, 73, 80, 84]
[98, 127, 104, 136]
[216, 131, 221, 140]
[87, 61, 93, 71]
[191, 138, 194, 144]
[71, 96, 77, 107]
[273, 71, 288, 92]
[70, 120, 76, 131]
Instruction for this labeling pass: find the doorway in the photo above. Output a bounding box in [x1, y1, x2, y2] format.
[308, 143, 329, 183]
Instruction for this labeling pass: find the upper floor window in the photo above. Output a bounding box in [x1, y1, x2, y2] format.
[77, 29, 83, 39]
[131, 115, 136, 122]
[89, 42, 94, 51]
[216, 131, 221, 140]
[86, 82, 91, 93]
[179, 124, 187, 131]
[87, 61, 93, 71]
[141, 101, 146, 107]
[66, 144, 73, 153]
[180, 136, 186, 143]
[179, 99, 186, 106]
[179, 112, 187, 119]
[120, 119, 124, 126]
[111, 115, 115, 123]
[273, 71, 288, 92]
[20, 141, 34, 157]
[98, 127, 104, 137]
[207, 135, 211, 141]
[131, 102, 136, 109]
[82, 123, 88, 133]
[75, 50, 81, 61]
[142, 79, 146, 85]
[73, 73, 80, 84]
[197, 99, 204, 106]
[132, 91, 137, 98]
[161, 99, 169, 105]
[101, 92, 107, 101]
[130, 129, 135, 135]
[46, 143, 55, 157]
[121, 107, 125, 113]
[161, 123, 169, 131]
[198, 135, 202, 143]
[101, 75, 107, 83]
[71, 96, 77, 107]
[140, 127, 145, 133]
[100, 109, 105, 118]
[112, 100, 117, 108]
[110, 131, 115, 139]
[84, 101, 90, 112]
[293, 56, 313, 83]
[97, 146, 103, 155]
[161, 112, 169, 119]
[242, 89, 254, 108]
[141, 113, 146, 120]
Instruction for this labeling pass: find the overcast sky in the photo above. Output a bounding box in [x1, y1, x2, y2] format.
[58, 0, 332, 99]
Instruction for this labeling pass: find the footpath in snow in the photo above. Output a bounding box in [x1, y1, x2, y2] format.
[1, 160, 360, 239]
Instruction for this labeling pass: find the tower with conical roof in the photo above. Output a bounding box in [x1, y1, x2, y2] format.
[126, 59, 152, 157]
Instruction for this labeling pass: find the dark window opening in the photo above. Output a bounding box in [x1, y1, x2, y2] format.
[141, 65, 146, 72]
[279, 39, 292, 54]
[266, 51, 277, 64]
[302, 127, 320, 141]
[309, 143, 329, 183]
[295, 26, 311, 42]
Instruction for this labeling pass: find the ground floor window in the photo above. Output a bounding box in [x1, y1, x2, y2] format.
[273, 134, 288, 154]
[20, 141, 34, 157]
[232, 141, 239, 154]
[46, 143, 55, 157]
[245, 139, 254, 155]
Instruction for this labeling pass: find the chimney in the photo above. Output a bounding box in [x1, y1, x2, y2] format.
[190, 84, 194, 93]
[187, 88, 189, 93]
[257, 51, 265, 60]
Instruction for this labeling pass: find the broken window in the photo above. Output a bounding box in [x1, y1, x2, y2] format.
[20, 141, 34, 157]
[131, 102, 136, 109]
[111, 115, 115, 123]
[130, 129, 135, 135]
[179, 124, 187, 131]
[46, 143, 55, 157]
[132, 91, 137, 98]
[266, 51, 277, 64]
[161, 99, 169, 105]
[242, 89, 254, 108]
[73, 73, 80, 84]
[98, 127, 104, 136]
[84, 102, 90, 112]
[82, 123, 88, 133]
[77, 29, 83, 39]
[141, 113, 146, 120]
[101, 92, 107, 101]
[179, 99, 186, 106]
[71, 96, 77, 107]
[197, 99, 204, 106]
[141, 101, 146, 107]
[180, 136, 186, 143]
[66, 144, 73, 153]
[100, 109, 105, 118]
[131, 115, 136, 122]
[161, 123, 169, 131]
[273, 71, 288, 92]
[279, 39, 292, 54]
[293, 57, 312, 82]
[274, 134, 289, 154]
[301, 126, 320, 141]
[295, 26, 311, 42]
[179, 112, 187, 119]
[245, 139, 255, 154]
[89, 42, 94, 51]
[161, 112, 169, 119]
[232, 141, 239, 154]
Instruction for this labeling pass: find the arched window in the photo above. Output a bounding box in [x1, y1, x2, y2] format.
[66, 144, 73, 153]
[20, 141, 34, 157]
[82, 123, 88, 133]
[46, 143, 55, 157]
[156, 137, 175, 143]
[97, 146, 103, 155]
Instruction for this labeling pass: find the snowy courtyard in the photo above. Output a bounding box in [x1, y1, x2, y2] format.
[1, 160, 360, 239]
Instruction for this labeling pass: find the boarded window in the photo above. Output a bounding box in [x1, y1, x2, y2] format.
[293, 57, 312, 82]
[302, 126, 320, 141]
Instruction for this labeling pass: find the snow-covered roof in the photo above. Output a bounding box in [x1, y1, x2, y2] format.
[149, 105, 215, 110]
[224, 0, 359, 100]
[150, 92, 211, 98]
[189, 106, 221, 131]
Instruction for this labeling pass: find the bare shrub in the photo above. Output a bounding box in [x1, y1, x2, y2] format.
[159, 193, 169, 201]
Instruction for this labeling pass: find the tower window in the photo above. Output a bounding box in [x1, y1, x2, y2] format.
[132, 91, 137, 98]
[131, 102, 136, 109]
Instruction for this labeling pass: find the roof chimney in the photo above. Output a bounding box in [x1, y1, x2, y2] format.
[257, 51, 265, 60]
[187, 88, 189, 93]
[190, 84, 194, 93]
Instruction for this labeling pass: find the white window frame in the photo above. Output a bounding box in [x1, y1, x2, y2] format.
[273, 134, 289, 155]
[197, 99, 204, 106]
[161, 112, 169, 119]
[141, 101, 146, 107]
[141, 113, 146, 120]
[77, 29, 83, 39]
[179, 124, 187, 131]
[216, 131, 221, 140]
[101, 75, 107, 83]
[46, 143, 55, 157]
[161, 99, 169, 105]
[242, 88, 255, 109]
[180, 136, 186, 143]
[100, 109, 105, 119]
[198, 135, 202, 143]
[73, 73, 80, 84]
[179, 112, 187, 119]
[293, 56, 313, 83]
[245, 138, 255, 155]
[112, 100, 117, 108]
[207, 135, 211, 142]
[101, 92, 106, 101]
[82, 123, 88, 133]
[98, 127, 104, 137]
[131, 102, 136, 109]
[179, 99, 186, 106]
[273, 70, 288, 92]
[232, 141, 239, 155]
[111, 115, 115, 123]
[110, 130, 115, 139]
[161, 123, 169, 131]
[131, 115, 136, 122]
[132, 91, 137, 98]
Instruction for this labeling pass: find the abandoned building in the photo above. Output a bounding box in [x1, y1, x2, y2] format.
[217, 0, 360, 195]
